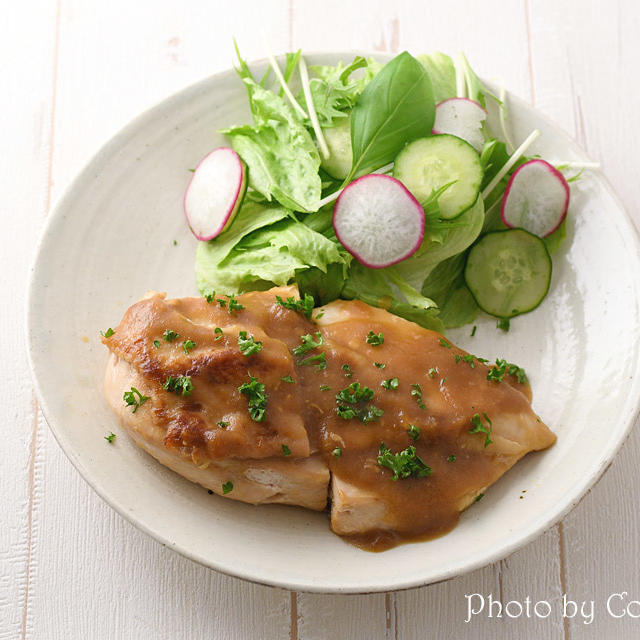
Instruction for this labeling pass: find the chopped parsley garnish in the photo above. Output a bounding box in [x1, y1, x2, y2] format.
[342, 363, 353, 378]
[280, 375, 295, 384]
[475, 493, 485, 502]
[237, 331, 263, 357]
[299, 352, 327, 370]
[275, 293, 315, 318]
[454, 354, 489, 369]
[335, 382, 383, 423]
[163, 376, 193, 396]
[497, 318, 510, 332]
[238, 376, 268, 422]
[469, 413, 493, 447]
[447, 454, 456, 462]
[428, 368, 437, 378]
[407, 424, 421, 441]
[377, 443, 432, 481]
[222, 481, 234, 495]
[227, 295, 245, 314]
[182, 339, 196, 354]
[101, 328, 114, 338]
[471, 325, 477, 337]
[410, 383, 426, 410]
[217, 295, 245, 314]
[217, 420, 229, 429]
[104, 432, 116, 443]
[332, 447, 342, 457]
[282, 444, 291, 456]
[163, 329, 179, 343]
[374, 362, 386, 369]
[205, 292, 216, 303]
[438, 338, 451, 348]
[487, 359, 528, 384]
[153, 339, 161, 348]
[366, 331, 384, 346]
[381, 377, 399, 390]
[214, 327, 223, 340]
[315, 311, 325, 319]
[319, 384, 331, 392]
[292, 332, 323, 355]
[173, 240, 178, 246]
[123, 386, 149, 413]
[336, 382, 374, 404]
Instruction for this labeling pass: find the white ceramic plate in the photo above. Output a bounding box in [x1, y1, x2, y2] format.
[27, 52, 640, 593]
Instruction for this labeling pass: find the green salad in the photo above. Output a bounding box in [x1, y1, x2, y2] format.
[189, 45, 581, 333]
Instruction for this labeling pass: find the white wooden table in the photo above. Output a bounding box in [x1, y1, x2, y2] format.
[4, 1, 640, 637]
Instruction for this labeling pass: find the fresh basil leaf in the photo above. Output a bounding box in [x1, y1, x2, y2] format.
[348, 51, 435, 180]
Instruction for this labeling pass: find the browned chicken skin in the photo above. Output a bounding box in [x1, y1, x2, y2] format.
[103, 285, 555, 550]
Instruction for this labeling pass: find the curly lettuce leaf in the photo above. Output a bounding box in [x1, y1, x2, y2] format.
[297, 56, 382, 127]
[394, 196, 485, 290]
[421, 253, 479, 328]
[221, 50, 321, 212]
[416, 52, 457, 103]
[195, 203, 350, 295]
[341, 263, 443, 332]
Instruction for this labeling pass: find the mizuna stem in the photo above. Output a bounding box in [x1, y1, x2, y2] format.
[481, 129, 541, 200]
[454, 53, 466, 98]
[263, 35, 308, 120]
[298, 56, 330, 159]
[498, 83, 516, 154]
[317, 163, 395, 209]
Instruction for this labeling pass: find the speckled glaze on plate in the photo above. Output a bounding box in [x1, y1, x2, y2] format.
[27, 53, 640, 593]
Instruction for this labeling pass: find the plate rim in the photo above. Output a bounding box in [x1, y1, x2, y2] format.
[26, 50, 640, 594]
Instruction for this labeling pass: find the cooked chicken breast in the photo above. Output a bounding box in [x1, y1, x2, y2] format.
[102, 285, 555, 550]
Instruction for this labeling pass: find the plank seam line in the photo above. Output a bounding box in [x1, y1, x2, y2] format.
[524, 0, 535, 106]
[558, 521, 570, 640]
[20, 400, 40, 640]
[21, 0, 62, 636]
[287, 3, 298, 640]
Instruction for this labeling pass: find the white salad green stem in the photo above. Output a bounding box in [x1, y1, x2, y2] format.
[498, 83, 516, 154]
[298, 56, 330, 159]
[454, 53, 466, 98]
[263, 34, 309, 120]
[481, 128, 541, 200]
[317, 163, 395, 209]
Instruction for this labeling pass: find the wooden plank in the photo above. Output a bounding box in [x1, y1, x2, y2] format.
[25, 2, 294, 639]
[0, 1, 58, 638]
[528, 1, 640, 638]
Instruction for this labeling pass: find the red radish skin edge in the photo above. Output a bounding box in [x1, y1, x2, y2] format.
[332, 174, 425, 269]
[500, 159, 570, 237]
[184, 147, 247, 241]
[432, 97, 487, 135]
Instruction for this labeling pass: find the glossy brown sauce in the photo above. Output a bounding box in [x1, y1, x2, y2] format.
[105, 288, 554, 551]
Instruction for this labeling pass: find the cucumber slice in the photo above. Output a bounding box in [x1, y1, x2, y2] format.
[464, 229, 552, 318]
[320, 118, 352, 180]
[393, 134, 483, 219]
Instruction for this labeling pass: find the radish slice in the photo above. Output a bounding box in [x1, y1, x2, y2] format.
[501, 159, 570, 237]
[433, 98, 487, 152]
[184, 147, 247, 241]
[333, 175, 424, 268]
